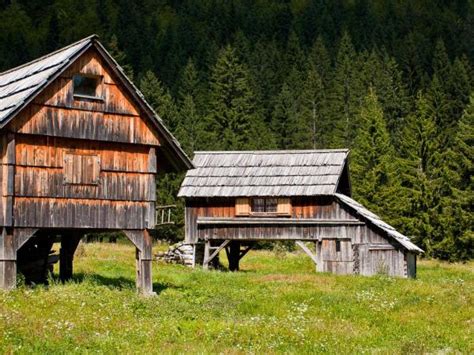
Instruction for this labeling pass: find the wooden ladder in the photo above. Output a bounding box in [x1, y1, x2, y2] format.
[155, 205, 176, 226]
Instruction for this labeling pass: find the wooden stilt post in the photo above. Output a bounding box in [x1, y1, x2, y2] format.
[59, 232, 83, 282]
[203, 240, 230, 270]
[315, 241, 322, 272]
[123, 230, 154, 296]
[0, 228, 16, 290]
[203, 239, 211, 270]
[135, 247, 142, 290]
[228, 241, 240, 271]
[140, 229, 153, 295]
[0, 228, 37, 290]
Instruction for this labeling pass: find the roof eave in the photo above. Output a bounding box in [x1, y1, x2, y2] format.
[335, 194, 424, 254]
[0, 39, 94, 130]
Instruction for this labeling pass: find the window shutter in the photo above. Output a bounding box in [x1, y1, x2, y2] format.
[64, 153, 100, 185]
[277, 198, 292, 215]
[235, 198, 250, 216]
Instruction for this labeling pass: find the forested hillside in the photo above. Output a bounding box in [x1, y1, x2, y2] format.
[0, 0, 472, 260]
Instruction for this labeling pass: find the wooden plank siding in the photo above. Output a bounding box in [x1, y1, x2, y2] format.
[185, 196, 410, 277]
[14, 198, 153, 229]
[15, 135, 154, 173]
[185, 196, 357, 243]
[10, 134, 157, 229]
[0, 48, 164, 230]
[10, 48, 159, 146]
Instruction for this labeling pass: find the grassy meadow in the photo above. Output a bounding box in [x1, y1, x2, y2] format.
[0, 242, 472, 354]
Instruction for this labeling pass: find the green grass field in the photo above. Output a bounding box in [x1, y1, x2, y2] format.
[0, 242, 472, 354]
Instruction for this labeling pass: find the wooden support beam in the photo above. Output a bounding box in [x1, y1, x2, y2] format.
[123, 230, 154, 296]
[203, 240, 230, 269]
[228, 241, 240, 271]
[239, 244, 253, 260]
[203, 239, 211, 270]
[0, 228, 37, 290]
[315, 241, 323, 272]
[59, 232, 83, 282]
[296, 241, 318, 268]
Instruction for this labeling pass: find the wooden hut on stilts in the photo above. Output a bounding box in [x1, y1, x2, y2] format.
[0, 35, 192, 294]
[178, 150, 423, 277]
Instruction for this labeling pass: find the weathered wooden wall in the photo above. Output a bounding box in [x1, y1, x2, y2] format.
[185, 196, 412, 277]
[11, 49, 159, 146]
[185, 197, 357, 243]
[1, 47, 161, 230]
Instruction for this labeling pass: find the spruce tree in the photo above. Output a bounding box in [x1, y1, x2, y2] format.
[359, 50, 410, 143]
[329, 31, 364, 148]
[351, 89, 400, 221]
[397, 92, 438, 250]
[308, 35, 332, 85]
[271, 81, 301, 149]
[448, 95, 474, 260]
[207, 45, 274, 150]
[175, 59, 206, 155]
[300, 63, 326, 148]
[139, 71, 178, 130]
[107, 34, 134, 80]
[248, 39, 284, 120]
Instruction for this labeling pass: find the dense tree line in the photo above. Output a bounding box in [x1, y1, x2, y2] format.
[0, 0, 472, 260]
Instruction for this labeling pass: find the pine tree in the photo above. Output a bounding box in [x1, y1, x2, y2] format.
[175, 59, 206, 154]
[308, 35, 332, 85]
[207, 45, 274, 150]
[397, 92, 439, 250]
[329, 31, 364, 148]
[139, 71, 178, 130]
[447, 95, 474, 260]
[351, 89, 400, 221]
[359, 50, 410, 143]
[398, 91, 472, 260]
[432, 39, 450, 82]
[299, 63, 326, 148]
[271, 82, 301, 149]
[248, 39, 284, 120]
[107, 34, 134, 80]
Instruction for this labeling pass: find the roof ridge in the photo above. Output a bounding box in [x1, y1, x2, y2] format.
[194, 149, 350, 154]
[0, 34, 98, 77]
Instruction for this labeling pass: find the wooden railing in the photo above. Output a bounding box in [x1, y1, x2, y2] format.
[156, 205, 176, 226]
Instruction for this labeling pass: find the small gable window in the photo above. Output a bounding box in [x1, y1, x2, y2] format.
[73, 74, 101, 99]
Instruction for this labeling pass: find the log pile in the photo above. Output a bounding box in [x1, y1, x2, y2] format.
[156, 242, 195, 266]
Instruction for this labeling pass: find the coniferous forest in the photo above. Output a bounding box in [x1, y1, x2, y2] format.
[0, 0, 472, 260]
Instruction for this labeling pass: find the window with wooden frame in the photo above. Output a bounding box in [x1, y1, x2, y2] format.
[73, 74, 103, 100]
[63, 153, 101, 185]
[251, 198, 277, 213]
[235, 197, 292, 216]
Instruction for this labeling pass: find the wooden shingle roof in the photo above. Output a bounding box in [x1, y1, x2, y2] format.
[178, 150, 349, 197]
[0, 35, 94, 124]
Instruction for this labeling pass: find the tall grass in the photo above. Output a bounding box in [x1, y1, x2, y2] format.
[0, 243, 472, 353]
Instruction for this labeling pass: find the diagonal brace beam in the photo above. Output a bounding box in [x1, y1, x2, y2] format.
[204, 240, 230, 266]
[296, 241, 318, 265]
[239, 245, 253, 260]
